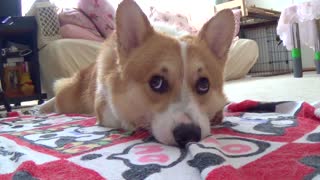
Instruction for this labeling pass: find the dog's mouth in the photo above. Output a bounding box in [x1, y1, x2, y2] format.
[131, 115, 152, 130]
[148, 122, 202, 148]
[132, 111, 223, 148]
[150, 117, 208, 148]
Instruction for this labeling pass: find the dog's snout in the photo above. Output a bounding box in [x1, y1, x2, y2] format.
[173, 123, 201, 148]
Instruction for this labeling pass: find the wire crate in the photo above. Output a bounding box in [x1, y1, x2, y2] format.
[240, 22, 292, 77]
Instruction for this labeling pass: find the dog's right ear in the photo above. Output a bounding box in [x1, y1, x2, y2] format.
[116, 0, 154, 58]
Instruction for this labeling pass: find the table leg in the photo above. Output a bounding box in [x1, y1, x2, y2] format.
[0, 82, 11, 112]
[291, 23, 303, 78]
[315, 19, 320, 74]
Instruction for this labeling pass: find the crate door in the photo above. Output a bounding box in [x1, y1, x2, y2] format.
[244, 27, 273, 75]
[266, 25, 291, 74]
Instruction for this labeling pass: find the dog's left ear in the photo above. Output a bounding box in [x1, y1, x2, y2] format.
[116, 0, 154, 57]
[198, 9, 235, 60]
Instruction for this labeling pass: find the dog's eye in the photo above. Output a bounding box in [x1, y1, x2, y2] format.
[196, 77, 210, 95]
[149, 75, 169, 94]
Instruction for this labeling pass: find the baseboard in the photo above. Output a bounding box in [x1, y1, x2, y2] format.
[303, 67, 316, 72]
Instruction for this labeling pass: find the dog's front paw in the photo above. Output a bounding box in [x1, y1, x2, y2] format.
[121, 121, 137, 131]
[210, 110, 224, 126]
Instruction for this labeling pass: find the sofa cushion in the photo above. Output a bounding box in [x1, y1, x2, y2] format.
[78, 0, 115, 38]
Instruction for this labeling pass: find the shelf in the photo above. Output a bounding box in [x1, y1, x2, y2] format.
[0, 93, 47, 105]
[0, 16, 46, 112]
[0, 16, 36, 35]
[1, 57, 31, 64]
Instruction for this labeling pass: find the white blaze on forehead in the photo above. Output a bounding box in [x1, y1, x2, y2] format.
[178, 40, 189, 105]
[178, 40, 211, 138]
[179, 41, 188, 64]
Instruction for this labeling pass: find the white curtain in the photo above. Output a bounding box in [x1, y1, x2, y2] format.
[21, 0, 79, 15]
[22, 0, 36, 15]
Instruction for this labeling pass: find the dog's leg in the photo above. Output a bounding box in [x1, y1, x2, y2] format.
[94, 93, 122, 128]
[39, 97, 56, 113]
[211, 110, 224, 126]
[95, 97, 107, 125]
[54, 77, 84, 114]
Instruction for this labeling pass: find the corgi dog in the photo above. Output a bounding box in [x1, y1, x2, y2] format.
[40, 0, 235, 147]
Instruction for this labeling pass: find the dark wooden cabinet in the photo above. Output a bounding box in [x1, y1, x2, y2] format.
[0, 16, 46, 111]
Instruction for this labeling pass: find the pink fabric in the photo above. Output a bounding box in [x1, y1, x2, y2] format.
[232, 9, 241, 37]
[78, 0, 115, 38]
[148, 6, 198, 35]
[146, 5, 240, 38]
[59, 8, 102, 37]
[60, 24, 104, 42]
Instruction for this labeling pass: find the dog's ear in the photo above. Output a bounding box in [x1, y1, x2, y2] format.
[116, 0, 154, 57]
[198, 9, 235, 60]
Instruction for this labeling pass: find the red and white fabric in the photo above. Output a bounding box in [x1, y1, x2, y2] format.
[1, 100, 320, 179]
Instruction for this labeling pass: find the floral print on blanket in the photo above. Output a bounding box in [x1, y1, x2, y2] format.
[10, 124, 134, 155]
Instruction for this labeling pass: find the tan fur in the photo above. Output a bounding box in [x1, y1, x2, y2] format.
[54, 63, 96, 115]
[42, 0, 235, 145]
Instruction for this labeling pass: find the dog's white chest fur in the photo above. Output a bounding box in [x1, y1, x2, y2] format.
[96, 83, 121, 128]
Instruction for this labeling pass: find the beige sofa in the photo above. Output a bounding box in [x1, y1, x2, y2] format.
[39, 38, 258, 98]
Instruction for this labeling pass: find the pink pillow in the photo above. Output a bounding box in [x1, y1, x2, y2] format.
[59, 8, 102, 38]
[78, 0, 115, 38]
[60, 24, 104, 42]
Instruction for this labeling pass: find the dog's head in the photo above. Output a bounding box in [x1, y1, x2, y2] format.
[107, 0, 234, 147]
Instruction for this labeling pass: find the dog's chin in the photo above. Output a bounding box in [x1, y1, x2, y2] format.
[150, 122, 177, 146]
[153, 135, 177, 146]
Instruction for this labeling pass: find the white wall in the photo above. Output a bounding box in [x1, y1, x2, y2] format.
[247, 0, 316, 69]
[247, 0, 293, 11]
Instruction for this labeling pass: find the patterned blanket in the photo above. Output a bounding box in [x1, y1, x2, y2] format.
[0, 100, 319, 180]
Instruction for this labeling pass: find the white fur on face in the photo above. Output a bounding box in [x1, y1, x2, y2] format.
[151, 41, 211, 145]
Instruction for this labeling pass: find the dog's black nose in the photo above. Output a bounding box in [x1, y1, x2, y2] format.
[173, 124, 201, 148]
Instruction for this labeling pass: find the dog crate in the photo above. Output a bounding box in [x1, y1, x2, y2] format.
[240, 22, 292, 77]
